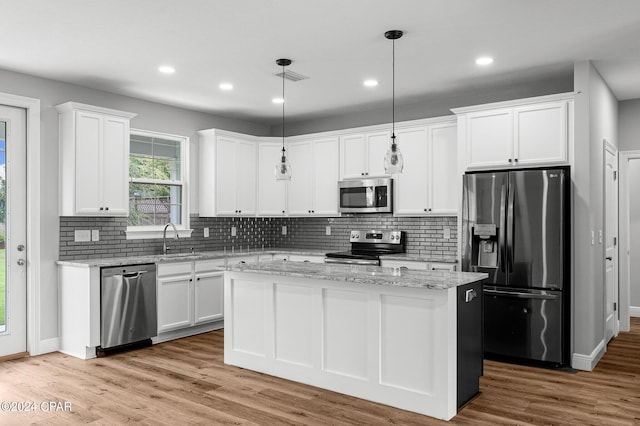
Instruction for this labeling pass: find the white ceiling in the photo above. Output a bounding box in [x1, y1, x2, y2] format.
[2, 0, 640, 126]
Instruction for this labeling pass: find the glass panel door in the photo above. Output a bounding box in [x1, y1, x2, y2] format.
[0, 121, 5, 333]
[0, 105, 27, 357]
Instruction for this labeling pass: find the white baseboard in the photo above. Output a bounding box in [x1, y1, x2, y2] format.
[152, 320, 223, 344]
[572, 339, 606, 371]
[630, 306, 640, 317]
[31, 337, 59, 356]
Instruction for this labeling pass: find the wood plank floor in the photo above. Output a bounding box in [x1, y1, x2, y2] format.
[1, 318, 639, 425]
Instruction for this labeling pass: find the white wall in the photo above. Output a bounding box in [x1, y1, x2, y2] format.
[629, 160, 640, 310]
[0, 68, 269, 349]
[619, 99, 640, 315]
[277, 72, 573, 136]
[618, 99, 640, 151]
[572, 61, 619, 369]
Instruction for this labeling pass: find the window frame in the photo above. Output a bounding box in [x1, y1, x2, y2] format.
[125, 128, 192, 240]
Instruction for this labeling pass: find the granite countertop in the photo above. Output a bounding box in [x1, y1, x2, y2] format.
[226, 260, 486, 290]
[56, 249, 328, 268]
[379, 253, 458, 263]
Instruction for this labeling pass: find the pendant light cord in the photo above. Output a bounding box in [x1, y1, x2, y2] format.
[392, 37, 395, 140]
[282, 63, 285, 153]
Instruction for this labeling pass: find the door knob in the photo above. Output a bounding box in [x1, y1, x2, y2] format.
[17, 259, 26, 266]
[17, 244, 25, 252]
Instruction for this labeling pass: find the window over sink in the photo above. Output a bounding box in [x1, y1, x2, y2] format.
[126, 129, 192, 239]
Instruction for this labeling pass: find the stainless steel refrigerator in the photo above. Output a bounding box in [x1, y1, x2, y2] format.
[461, 167, 569, 367]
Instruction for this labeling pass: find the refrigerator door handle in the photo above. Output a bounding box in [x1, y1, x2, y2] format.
[484, 288, 558, 300]
[506, 177, 515, 273]
[499, 183, 507, 273]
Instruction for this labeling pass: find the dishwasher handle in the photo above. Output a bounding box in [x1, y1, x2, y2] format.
[123, 271, 148, 279]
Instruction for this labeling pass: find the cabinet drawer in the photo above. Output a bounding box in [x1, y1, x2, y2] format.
[195, 258, 226, 273]
[157, 261, 192, 277]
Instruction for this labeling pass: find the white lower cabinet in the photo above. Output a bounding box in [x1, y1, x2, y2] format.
[157, 259, 225, 334]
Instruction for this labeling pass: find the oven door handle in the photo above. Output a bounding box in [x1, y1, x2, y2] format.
[324, 258, 379, 266]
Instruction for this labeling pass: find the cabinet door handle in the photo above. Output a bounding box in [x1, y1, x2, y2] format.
[196, 277, 201, 281]
[508, 158, 512, 163]
[514, 158, 518, 163]
[105, 207, 109, 211]
[282, 210, 285, 214]
[99, 207, 104, 211]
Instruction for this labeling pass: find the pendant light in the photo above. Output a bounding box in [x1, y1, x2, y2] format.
[275, 58, 292, 181]
[383, 30, 404, 174]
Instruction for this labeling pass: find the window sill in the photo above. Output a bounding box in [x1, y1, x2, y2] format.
[125, 228, 194, 240]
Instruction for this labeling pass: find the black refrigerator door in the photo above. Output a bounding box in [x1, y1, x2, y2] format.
[507, 169, 566, 290]
[462, 171, 508, 285]
[484, 286, 564, 364]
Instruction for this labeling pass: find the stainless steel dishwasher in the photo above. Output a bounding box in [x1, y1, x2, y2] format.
[99, 264, 157, 354]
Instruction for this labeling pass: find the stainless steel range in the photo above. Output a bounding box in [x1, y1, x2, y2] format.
[324, 230, 405, 266]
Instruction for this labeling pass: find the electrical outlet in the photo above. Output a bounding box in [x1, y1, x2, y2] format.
[443, 228, 451, 239]
[282, 226, 287, 235]
[74, 230, 91, 242]
[231, 226, 237, 237]
[204, 227, 210, 238]
[591, 230, 595, 246]
[598, 230, 603, 245]
[91, 229, 100, 242]
[326, 226, 331, 236]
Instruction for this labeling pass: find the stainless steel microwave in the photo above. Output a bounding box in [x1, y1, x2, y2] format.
[338, 178, 393, 213]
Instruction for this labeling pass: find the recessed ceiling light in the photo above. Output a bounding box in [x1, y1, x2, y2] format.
[272, 97, 284, 104]
[475, 57, 494, 66]
[364, 79, 378, 87]
[219, 83, 233, 90]
[158, 65, 175, 74]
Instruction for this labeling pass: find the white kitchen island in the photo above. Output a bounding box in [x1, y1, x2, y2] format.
[224, 261, 487, 421]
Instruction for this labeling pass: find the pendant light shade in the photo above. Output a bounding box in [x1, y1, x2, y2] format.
[384, 30, 404, 174]
[275, 58, 292, 181]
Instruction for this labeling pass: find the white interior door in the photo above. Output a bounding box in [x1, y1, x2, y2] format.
[604, 143, 619, 342]
[0, 105, 27, 357]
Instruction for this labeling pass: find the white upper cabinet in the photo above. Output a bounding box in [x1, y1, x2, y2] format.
[453, 93, 573, 170]
[198, 130, 257, 217]
[513, 102, 568, 166]
[340, 130, 391, 179]
[57, 102, 136, 216]
[288, 137, 339, 216]
[257, 141, 287, 216]
[394, 121, 458, 216]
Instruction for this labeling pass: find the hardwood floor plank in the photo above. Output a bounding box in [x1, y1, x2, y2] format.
[1, 318, 639, 425]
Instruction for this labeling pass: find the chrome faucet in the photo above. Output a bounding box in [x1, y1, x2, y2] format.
[162, 222, 179, 254]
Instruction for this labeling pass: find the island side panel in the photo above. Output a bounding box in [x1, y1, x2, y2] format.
[58, 264, 101, 359]
[224, 271, 458, 421]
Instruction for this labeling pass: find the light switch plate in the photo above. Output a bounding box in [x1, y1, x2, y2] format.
[282, 226, 287, 235]
[74, 230, 90, 242]
[204, 227, 210, 238]
[591, 230, 595, 245]
[326, 226, 331, 236]
[231, 226, 237, 237]
[91, 229, 99, 242]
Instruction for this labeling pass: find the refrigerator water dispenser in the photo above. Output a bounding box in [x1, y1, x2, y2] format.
[472, 224, 498, 268]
